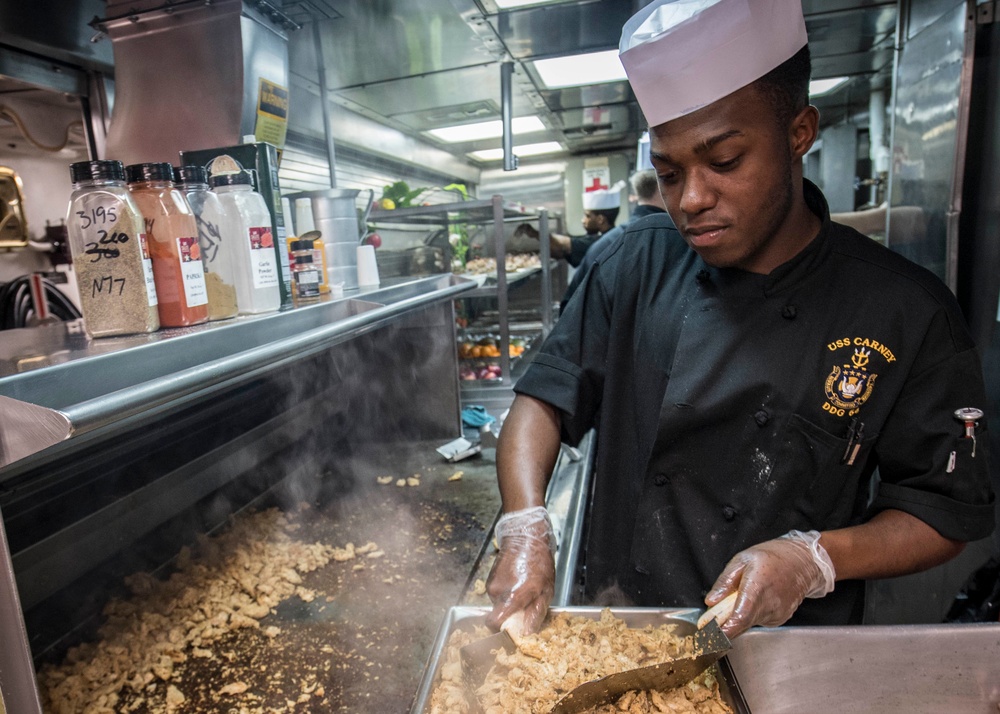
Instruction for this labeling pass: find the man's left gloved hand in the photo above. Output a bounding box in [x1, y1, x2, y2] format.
[705, 530, 836, 638]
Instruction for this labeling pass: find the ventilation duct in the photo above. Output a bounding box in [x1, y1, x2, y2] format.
[99, 0, 294, 165]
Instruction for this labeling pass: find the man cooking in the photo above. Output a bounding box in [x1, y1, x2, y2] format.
[486, 0, 995, 639]
[515, 183, 623, 267]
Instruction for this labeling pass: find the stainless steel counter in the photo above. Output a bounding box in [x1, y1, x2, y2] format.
[0, 274, 473, 470]
[728, 622, 1000, 713]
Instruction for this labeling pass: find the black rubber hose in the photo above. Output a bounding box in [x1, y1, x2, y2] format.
[0, 275, 82, 330]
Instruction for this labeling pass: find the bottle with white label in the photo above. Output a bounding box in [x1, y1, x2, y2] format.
[126, 162, 209, 328]
[66, 160, 160, 337]
[210, 171, 281, 314]
[174, 165, 239, 321]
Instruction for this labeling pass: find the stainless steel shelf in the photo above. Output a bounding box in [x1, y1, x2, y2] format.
[0, 274, 475, 470]
[369, 197, 534, 225]
[374, 195, 554, 386]
[457, 262, 559, 298]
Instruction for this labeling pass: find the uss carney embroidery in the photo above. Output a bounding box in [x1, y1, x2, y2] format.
[822, 337, 896, 417]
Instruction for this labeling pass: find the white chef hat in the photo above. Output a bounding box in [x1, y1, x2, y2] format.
[619, 0, 808, 127]
[583, 180, 626, 210]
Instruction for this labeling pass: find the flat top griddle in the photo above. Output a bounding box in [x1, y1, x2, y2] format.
[40, 440, 503, 713]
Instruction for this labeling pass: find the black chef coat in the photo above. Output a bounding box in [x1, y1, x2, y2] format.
[515, 180, 995, 625]
[562, 205, 670, 311]
[568, 233, 601, 267]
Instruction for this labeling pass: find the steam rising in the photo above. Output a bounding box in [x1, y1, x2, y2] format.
[27, 299, 500, 711]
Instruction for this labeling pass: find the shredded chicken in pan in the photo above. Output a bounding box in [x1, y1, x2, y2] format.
[429, 610, 733, 714]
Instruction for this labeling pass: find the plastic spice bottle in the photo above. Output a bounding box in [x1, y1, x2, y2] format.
[126, 162, 209, 327]
[290, 239, 321, 302]
[210, 171, 281, 314]
[174, 165, 238, 321]
[66, 160, 160, 337]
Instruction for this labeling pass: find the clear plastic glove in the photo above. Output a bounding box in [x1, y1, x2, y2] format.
[486, 506, 556, 635]
[705, 530, 836, 638]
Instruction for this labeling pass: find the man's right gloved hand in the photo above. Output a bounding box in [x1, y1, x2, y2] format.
[485, 506, 556, 635]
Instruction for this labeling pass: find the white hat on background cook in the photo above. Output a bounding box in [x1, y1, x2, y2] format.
[619, 0, 808, 127]
[582, 180, 627, 210]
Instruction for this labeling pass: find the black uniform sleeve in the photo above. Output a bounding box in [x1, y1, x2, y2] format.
[870, 307, 995, 541]
[568, 235, 598, 267]
[561, 230, 620, 312]
[560, 258, 591, 314]
[515, 248, 617, 446]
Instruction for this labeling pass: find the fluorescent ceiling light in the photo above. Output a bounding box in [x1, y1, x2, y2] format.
[810, 77, 849, 97]
[469, 141, 564, 161]
[533, 50, 627, 89]
[495, 0, 568, 7]
[426, 116, 545, 143]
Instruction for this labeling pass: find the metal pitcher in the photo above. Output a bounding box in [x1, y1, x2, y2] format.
[286, 188, 375, 289]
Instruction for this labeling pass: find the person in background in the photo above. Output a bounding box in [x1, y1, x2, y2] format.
[514, 183, 624, 267]
[486, 0, 994, 640]
[561, 169, 669, 310]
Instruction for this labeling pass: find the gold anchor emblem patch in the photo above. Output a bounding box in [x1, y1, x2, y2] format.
[824, 347, 877, 413]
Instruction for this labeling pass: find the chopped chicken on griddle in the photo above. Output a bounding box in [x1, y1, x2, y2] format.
[37, 508, 372, 714]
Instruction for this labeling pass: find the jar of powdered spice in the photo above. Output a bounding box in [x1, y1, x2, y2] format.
[174, 165, 238, 320]
[210, 171, 281, 315]
[126, 162, 209, 328]
[66, 160, 160, 337]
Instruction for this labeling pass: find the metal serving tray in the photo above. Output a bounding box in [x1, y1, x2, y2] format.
[410, 606, 750, 714]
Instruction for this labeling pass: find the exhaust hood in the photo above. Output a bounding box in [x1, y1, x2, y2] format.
[99, 0, 295, 165]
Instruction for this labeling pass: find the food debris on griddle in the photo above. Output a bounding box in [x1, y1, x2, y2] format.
[37, 507, 372, 714]
[37, 457, 495, 714]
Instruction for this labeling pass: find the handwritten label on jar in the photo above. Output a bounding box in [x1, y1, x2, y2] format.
[82, 228, 128, 262]
[70, 195, 160, 337]
[177, 236, 209, 307]
[76, 209, 146, 303]
[138, 233, 158, 306]
[248, 226, 279, 289]
[196, 215, 223, 266]
[76, 203, 118, 233]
